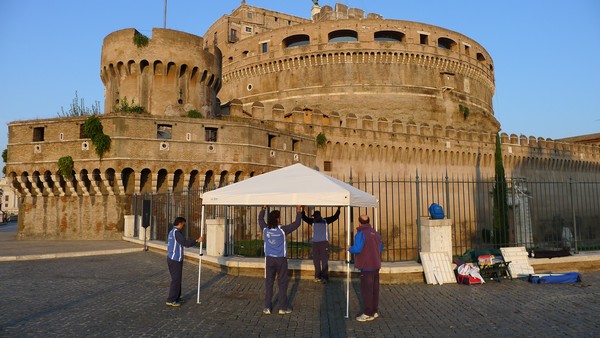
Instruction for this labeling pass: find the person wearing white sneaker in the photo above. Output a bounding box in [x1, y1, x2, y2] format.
[166, 217, 203, 308]
[259, 205, 303, 316]
[348, 215, 383, 321]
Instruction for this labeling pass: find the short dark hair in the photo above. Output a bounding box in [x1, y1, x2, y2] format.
[267, 210, 280, 228]
[173, 216, 186, 227]
[358, 215, 370, 224]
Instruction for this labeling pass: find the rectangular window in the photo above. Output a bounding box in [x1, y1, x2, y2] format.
[261, 42, 268, 53]
[245, 26, 252, 33]
[419, 34, 429, 45]
[247, 12, 253, 19]
[268, 134, 276, 148]
[79, 124, 88, 139]
[157, 124, 172, 139]
[4, 196, 8, 202]
[464, 44, 471, 56]
[205, 127, 218, 142]
[33, 127, 45, 142]
[230, 29, 237, 42]
[292, 139, 299, 151]
[324, 161, 332, 172]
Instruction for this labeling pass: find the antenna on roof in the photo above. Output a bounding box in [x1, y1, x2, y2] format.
[163, 0, 167, 28]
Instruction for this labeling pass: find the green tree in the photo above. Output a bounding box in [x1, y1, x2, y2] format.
[492, 133, 509, 246]
[57, 91, 101, 117]
[1, 149, 6, 176]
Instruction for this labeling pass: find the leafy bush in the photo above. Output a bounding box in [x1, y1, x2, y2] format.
[113, 97, 144, 114]
[58, 156, 74, 178]
[316, 132, 327, 148]
[187, 109, 203, 118]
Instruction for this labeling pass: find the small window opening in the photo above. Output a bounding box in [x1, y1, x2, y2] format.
[292, 139, 299, 151]
[328, 30, 358, 43]
[245, 26, 252, 33]
[205, 127, 218, 142]
[261, 42, 268, 53]
[283, 34, 310, 48]
[464, 44, 471, 56]
[157, 124, 172, 139]
[420, 34, 429, 45]
[33, 127, 45, 142]
[268, 134, 276, 148]
[374, 31, 405, 42]
[324, 161, 332, 172]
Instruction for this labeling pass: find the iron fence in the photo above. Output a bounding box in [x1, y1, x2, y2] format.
[131, 173, 600, 262]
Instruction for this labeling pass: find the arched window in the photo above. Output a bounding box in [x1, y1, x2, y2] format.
[476, 52, 486, 62]
[438, 37, 457, 51]
[283, 34, 310, 48]
[328, 30, 358, 42]
[374, 31, 405, 42]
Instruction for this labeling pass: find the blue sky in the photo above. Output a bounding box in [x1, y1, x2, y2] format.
[1, 0, 599, 158]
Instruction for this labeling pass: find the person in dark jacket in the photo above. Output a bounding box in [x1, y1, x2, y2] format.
[302, 207, 341, 284]
[348, 214, 383, 322]
[166, 217, 203, 307]
[258, 205, 302, 315]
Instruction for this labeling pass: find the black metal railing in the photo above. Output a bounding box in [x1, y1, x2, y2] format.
[131, 173, 600, 262]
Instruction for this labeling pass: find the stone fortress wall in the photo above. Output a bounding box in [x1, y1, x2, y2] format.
[5, 2, 600, 240]
[101, 28, 222, 118]
[206, 2, 498, 133]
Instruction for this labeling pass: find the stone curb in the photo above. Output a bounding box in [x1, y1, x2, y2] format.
[0, 248, 142, 262]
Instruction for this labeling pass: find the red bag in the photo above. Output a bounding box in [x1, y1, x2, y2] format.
[457, 274, 483, 285]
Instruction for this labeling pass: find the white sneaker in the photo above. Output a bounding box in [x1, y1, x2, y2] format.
[373, 312, 379, 319]
[356, 313, 374, 322]
[278, 308, 292, 315]
[263, 308, 271, 315]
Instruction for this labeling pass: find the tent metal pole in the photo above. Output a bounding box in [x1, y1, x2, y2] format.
[197, 204, 206, 304]
[346, 204, 351, 319]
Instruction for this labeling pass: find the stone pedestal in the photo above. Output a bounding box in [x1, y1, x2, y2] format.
[206, 218, 225, 256]
[420, 217, 453, 262]
[124, 215, 135, 237]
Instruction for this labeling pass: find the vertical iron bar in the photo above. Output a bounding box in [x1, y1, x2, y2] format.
[415, 169, 421, 255]
[570, 178, 578, 254]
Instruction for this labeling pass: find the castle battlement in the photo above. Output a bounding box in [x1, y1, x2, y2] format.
[101, 28, 222, 117]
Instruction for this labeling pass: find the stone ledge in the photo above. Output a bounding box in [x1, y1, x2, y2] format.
[124, 237, 600, 284]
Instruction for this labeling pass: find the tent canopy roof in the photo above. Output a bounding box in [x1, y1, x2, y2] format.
[201, 163, 377, 207]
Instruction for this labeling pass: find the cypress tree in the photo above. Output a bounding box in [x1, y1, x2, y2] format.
[492, 133, 509, 246]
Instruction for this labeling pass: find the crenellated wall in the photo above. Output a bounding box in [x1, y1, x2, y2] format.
[227, 100, 600, 180]
[101, 28, 222, 117]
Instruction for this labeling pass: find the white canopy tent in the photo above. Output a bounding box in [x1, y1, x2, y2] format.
[196, 163, 378, 318]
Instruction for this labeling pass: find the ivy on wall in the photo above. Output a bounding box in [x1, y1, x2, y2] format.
[83, 115, 111, 159]
[58, 156, 74, 178]
[133, 31, 149, 48]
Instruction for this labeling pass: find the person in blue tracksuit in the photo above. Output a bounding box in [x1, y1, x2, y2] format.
[348, 214, 383, 322]
[301, 207, 341, 284]
[258, 205, 302, 315]
[166, 217, 203, 307]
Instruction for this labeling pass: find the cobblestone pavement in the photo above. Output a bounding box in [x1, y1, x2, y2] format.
[1, 248, 599, 338]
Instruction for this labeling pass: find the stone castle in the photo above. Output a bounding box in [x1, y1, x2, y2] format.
[6, 2, 600, 239]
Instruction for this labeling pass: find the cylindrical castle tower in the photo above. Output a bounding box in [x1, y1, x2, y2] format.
[101, 28, 222, 117]
[209, 4, 498, 132]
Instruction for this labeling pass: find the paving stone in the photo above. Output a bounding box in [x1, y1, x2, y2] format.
[1, 251, 600, 337]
